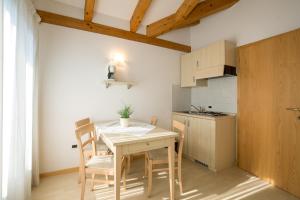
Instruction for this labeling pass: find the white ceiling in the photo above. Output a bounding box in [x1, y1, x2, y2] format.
[52, 0, 183, 25]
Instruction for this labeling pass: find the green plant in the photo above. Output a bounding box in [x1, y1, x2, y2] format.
[118, 105, 133, 118]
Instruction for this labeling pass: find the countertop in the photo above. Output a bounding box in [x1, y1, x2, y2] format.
[172, 111, 236, 120]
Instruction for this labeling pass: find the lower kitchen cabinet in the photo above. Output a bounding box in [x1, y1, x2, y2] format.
[172, 112, 236, 172]
[189, 117, 211, 165]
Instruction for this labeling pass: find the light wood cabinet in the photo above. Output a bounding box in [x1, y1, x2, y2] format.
[180, 40, 236, 87]
[172, 112, 236, 172]
[194, 40, 236, 70]
[180, 53, 196, 87]
[188, 117, 211, 165]
[180, 52, 207, 87]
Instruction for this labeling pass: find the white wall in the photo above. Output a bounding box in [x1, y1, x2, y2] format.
[38, 24, 183, 173]
[190, 0, 300, 113]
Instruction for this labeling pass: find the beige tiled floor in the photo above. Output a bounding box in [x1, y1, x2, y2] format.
[31, 158, 299, 200]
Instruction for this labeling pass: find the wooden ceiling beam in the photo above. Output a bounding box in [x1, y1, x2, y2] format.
[84, 0, 95, 21]
[175, 0, 202, 21]
[130, 0, 152, 32]
[147, 0, 239, 37]
[37, 10, 191, 53]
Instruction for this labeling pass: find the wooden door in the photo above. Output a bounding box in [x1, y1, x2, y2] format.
[180, 53, 196, 87]
[238, 28, 300, 197]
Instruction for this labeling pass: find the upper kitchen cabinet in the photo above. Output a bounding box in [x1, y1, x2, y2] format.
[181, 52, 196, 87]
[181, 52, 208, 87]
[180, 40, 236, 87]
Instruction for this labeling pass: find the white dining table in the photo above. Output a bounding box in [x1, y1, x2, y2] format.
[95, 120, 178, 200]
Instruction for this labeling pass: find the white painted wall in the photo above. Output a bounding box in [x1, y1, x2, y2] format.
[38, 23, 183, 173]
[190, 0, 300, 113]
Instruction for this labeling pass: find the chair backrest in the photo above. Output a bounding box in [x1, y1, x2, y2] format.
[172, 120, 185, 161]
[150, 116, 158, 126]
[75, 123, 97, 168]
[75, 118, 90, 128]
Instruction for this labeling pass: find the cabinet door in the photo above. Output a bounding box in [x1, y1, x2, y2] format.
[198, 119, 211, 165]
[193, 49, 203, 70]
[188, 117, 211, 165]
[180, 53, 196, 87]
[188, 117, 200, 159]
[172, 114, 188, 156]
[205, 40, 225, 68]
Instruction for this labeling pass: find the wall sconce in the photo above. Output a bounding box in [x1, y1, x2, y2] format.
[107, 52, 126, 80]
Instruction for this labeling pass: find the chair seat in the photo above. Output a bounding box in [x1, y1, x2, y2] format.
[148, 148, 178, 161]
[85, 155, 114, 169]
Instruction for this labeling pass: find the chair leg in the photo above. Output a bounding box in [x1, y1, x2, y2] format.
[91, 173, 95, 191]
[105, 174, 109, 186]
[144, 155, 148, 177]
[80, 172, 86, 200]
[178, 162, 183, 194]
[147, 160, 153, 197]
[78, 168, 81, 184]
[123, 170, 126, 190]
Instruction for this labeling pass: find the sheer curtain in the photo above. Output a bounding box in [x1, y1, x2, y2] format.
[1, 0, 40, 199]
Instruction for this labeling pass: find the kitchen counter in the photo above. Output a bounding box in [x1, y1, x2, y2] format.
[173, 111, 236, 120]
[172, 111, 236, 172]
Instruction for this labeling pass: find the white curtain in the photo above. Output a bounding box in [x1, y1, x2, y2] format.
[1, 0, 40, 199]
[0, 0, 3, 197]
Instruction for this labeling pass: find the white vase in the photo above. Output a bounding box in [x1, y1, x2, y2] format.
[120, 118, 129, 127]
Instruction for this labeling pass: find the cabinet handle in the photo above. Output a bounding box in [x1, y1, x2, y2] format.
[193, 76, 195, 82]
[197, 60, 199, 67]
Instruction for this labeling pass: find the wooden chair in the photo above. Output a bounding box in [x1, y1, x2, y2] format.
[75, 118, 110, 183]
[126, 116, 158, 174]
[75, 123, 126, 200]
[145, 120, 185, 196]
[76, 118, 110, 156]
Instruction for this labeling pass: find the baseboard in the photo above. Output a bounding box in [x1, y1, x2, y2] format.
[40, 155, 144, 178]
[40, 167, 79, 178]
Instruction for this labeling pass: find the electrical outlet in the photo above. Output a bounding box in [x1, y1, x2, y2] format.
[72, 144, 77, 148]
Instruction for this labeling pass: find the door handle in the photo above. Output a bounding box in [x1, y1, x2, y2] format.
[286, 107, 300, 112]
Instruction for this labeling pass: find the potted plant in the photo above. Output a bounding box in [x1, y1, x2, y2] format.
[118, 105, 133, 127]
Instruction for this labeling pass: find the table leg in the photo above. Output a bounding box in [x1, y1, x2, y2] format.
[168, 139, 175, 200]
[114, 147, 122, 200]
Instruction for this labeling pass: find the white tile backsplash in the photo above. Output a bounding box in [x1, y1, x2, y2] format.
[172, 84, 191, 112]
[191, 77, 237, 113]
